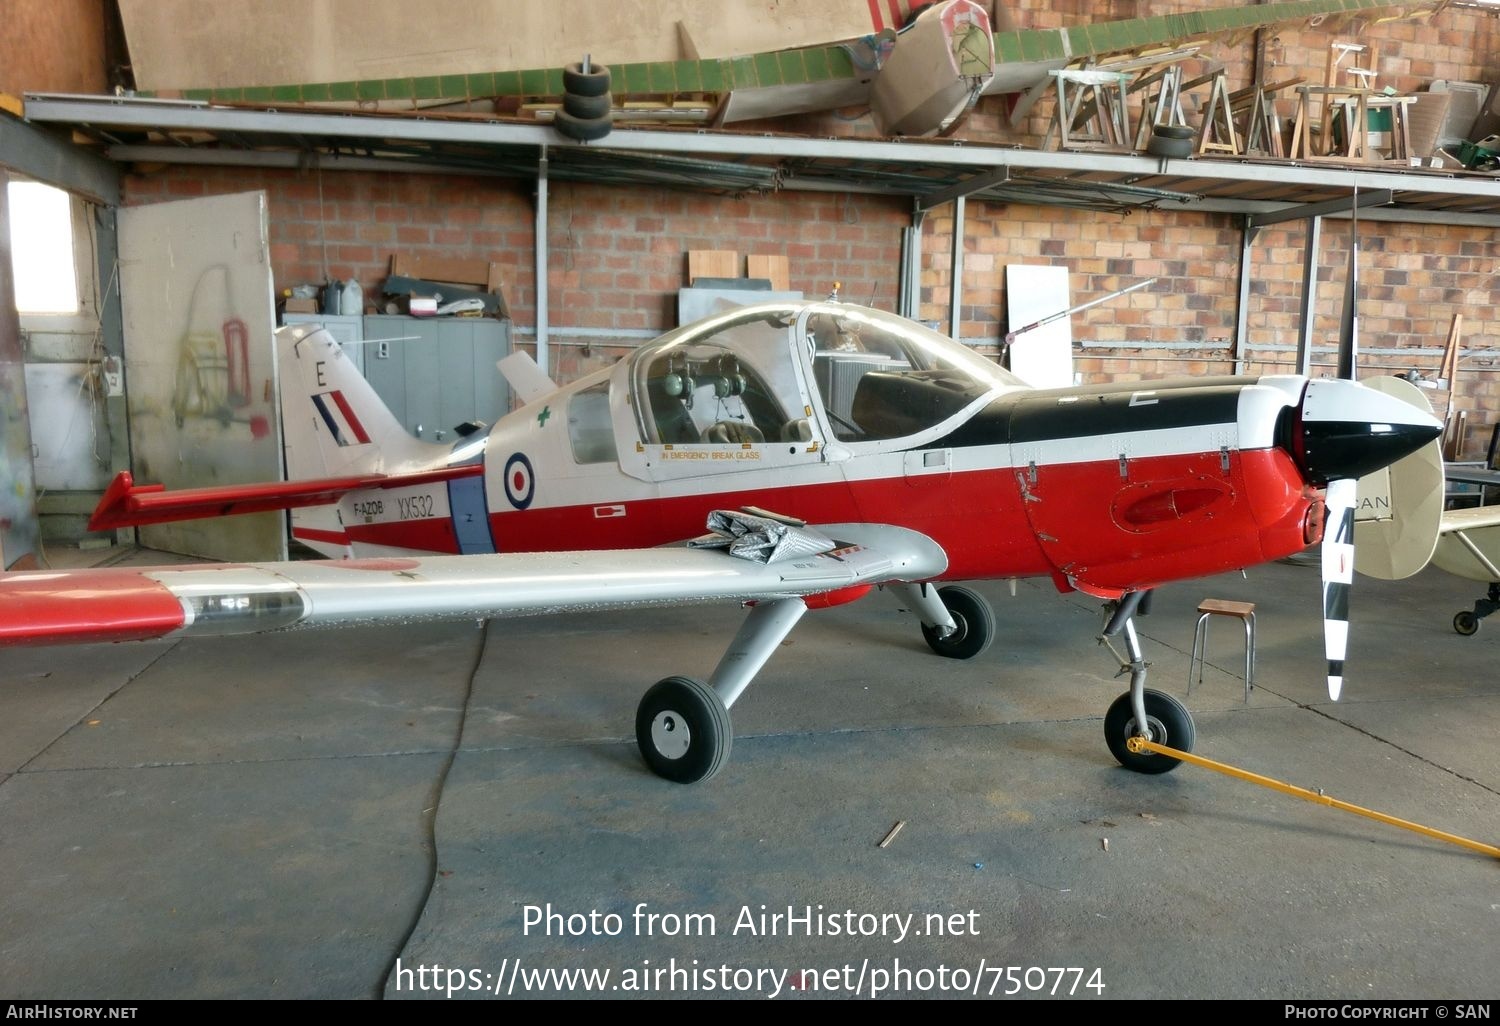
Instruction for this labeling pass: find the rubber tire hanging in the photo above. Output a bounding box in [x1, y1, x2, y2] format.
[556, 61, 613, 142]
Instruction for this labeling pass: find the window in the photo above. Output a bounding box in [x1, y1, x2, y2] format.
[630, 308, 806, 446]
[7, 180, 80, 315]
[567, 380, 617, 464]
[803, 304, 1023, 442]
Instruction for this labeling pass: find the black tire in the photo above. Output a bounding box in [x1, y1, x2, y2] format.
[554, 109, 613, 142]
[1146, 124, 1195, 158]
[636, 676, 732, 783]
[563, 61, 611, 97]
[1104, 690, 1194, 774]
[920, 585, 995, 660]
[1454, 611, 1480, 636]
[564, 91, 612, 121]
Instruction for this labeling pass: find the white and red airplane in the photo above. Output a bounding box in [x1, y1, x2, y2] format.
[0, 299, 1440, 782]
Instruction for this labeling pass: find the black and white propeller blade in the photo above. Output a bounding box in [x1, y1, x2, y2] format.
[1321, 477, 1357, 701]
[1325, 190, 1359, 701]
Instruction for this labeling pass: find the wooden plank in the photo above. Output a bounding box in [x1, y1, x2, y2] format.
[687, 249, 740, 283]
[1441, 314, 1463, 382]
[746, 254, 789, 292]
[390, 252, 492, 288]
[1438, 313, 1463, 458]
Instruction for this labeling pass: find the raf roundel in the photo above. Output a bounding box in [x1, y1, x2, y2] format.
[503, 453, 535, 510]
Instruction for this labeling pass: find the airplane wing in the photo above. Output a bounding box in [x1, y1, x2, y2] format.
[0, 516, 948, 648]
[87, 465, 483, 532]
[1431, 505, 1500, 583]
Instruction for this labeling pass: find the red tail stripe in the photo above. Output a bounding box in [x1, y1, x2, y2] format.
[329, 390, 371, 444]
[292, 526, 352, 546]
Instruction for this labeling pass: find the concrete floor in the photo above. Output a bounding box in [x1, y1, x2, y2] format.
[1, 545, 1497, 1000]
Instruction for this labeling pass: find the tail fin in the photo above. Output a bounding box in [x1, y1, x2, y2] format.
[276, 324, 436, 479]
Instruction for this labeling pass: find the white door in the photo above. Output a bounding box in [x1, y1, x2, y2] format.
[119, 191, 284, 561]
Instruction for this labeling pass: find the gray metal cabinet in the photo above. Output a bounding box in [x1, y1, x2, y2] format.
[362, 315, 511, 441]
[281, 312, 365, 375]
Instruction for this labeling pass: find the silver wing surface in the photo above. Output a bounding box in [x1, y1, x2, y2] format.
[0, 518, 948, 647]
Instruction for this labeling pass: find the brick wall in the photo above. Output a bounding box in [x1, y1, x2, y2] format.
[117, 0, 1500, 458]
[914, 198, 1500, 457]
[122, 166, 907, 383]
[123, 165, 537, 319]
[123, 158, 1500, 458]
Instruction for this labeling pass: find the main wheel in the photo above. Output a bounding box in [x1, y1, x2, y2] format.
[635, 676, 733, 783]
[1104, 689, 1195, 775]
[1454, 610, 1480, 636]
[920, 585, 995, 660]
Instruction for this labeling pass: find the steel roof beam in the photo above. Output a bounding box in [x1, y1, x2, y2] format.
[25, 94, 1500, 215]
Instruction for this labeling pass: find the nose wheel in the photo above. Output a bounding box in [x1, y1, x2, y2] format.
[636, 676, 733, 784]
[1104, 690, 1194, 774]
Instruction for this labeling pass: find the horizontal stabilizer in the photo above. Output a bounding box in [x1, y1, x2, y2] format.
[497, 351, 558, 405]
[88, 464, 483, 532]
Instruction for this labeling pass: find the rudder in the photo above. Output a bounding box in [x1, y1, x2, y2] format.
[276, 324, 431, 480]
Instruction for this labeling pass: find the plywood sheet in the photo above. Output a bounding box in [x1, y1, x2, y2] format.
[119, 0, 889, 92]
[1005, 265, 1073, 389]
[746, 254, 790, 291]
[687, 250, 740, 284]
[119, 192, 284, 562]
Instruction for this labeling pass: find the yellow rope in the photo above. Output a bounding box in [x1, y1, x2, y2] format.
[1126, 736, 1500, 860]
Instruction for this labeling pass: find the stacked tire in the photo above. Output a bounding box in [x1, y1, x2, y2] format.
[556, 60, 613, 142]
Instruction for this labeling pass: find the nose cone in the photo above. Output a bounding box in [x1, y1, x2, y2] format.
[1296, 379, 1443, 483]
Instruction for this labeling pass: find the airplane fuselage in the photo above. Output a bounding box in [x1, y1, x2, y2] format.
[292, 301, 1357, 599]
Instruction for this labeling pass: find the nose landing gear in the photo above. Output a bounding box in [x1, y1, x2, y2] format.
[1098, 591, 1194, 774]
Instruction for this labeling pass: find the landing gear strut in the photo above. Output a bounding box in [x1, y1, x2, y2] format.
[634, 597, 807, 783]
[1098, 591, 1194, 774]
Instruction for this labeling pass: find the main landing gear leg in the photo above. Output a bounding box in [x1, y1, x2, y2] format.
[1098, 591, 1194, 775]
[635, 598, 808, 784]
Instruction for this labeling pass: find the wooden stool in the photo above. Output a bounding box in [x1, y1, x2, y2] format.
[1187, 598, 1256, 702]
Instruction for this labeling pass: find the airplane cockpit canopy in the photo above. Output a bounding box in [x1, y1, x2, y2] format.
[628, 302, 1023, 449]
[631, 306, 803, 446]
